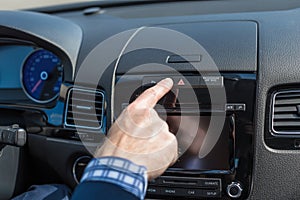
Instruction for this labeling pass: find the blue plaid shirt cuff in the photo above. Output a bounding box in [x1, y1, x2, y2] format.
[80, 157, 148, 200]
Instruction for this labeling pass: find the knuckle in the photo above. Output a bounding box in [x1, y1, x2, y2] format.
[126, 102, 136, 112]
[168, 133, 177, 145]
[137, 107, 151, 115]
[160, 120, 169, 131]
[145, 87, 158, 98]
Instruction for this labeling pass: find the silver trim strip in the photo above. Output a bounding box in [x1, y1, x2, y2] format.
[46, 137, 98, 147]
[110, 26, 146, 124]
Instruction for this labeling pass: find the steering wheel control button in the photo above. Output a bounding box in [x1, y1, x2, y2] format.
[227, 182, 243, 198]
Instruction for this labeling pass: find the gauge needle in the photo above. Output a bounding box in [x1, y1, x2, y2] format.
[31, 79, 42, 93]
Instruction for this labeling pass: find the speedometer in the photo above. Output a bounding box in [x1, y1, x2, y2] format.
[21, 49, 63, 103]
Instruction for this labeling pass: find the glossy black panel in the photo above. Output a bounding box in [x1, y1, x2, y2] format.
[115, 72, 256, 199]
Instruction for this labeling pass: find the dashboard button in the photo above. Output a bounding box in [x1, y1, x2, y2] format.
[226, 104, 235, 111]
[185, 189, 200, 197]
[147, 186, 161, 195]
[162, 188, 177, 195]
[172, 76, 199, 87]
[235, 104, 246, 111]
[203, 76, 224, 87]
[202, 190, 221, 197]
[226, 103, 246, 111]
[161, 188, 204, 197]
[161, 188, 190, 196]
[142, 76, 164, 86]
[199, 179, 221, 188]
[143, 76, 200, 88]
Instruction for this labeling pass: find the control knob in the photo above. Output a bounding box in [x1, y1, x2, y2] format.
[227, 182, 243, 198]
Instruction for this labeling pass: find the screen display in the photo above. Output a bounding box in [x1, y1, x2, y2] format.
[0, 45, 34, 89]
[166, 115, 234, 172]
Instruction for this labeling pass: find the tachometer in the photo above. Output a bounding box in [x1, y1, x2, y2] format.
[22, 49, 63, 103]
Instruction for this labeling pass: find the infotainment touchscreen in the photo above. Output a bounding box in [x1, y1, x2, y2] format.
[165, 115, 234, 173]
[117, 76, 235, 173]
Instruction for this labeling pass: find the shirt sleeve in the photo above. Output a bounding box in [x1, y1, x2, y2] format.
[80, 156, 148, 200]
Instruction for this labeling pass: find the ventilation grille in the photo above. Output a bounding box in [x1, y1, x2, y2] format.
[272, 90, 300, 134]
[65, 88, 104, 130]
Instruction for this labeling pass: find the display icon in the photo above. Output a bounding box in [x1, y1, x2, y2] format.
[177, 79, 185, 86]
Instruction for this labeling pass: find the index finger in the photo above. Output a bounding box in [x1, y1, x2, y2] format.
[133, 78, 173, 109]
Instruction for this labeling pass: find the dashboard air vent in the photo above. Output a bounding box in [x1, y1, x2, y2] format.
[65, 88, 104, 130]
[272, 90, 300, 135]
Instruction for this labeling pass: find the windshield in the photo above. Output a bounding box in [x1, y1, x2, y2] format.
[1, 0, 99, 10]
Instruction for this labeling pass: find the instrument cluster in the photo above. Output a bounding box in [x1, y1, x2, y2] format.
[0, 43, 65, 105]
[21, 49, 63, 104]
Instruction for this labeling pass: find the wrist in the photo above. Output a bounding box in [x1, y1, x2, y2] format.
[81, 156, 148, 199]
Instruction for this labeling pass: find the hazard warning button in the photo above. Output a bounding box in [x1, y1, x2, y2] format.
[177, 79, 185, 86]
[142, 76, 200, 88]
[172, 76, 199, 87]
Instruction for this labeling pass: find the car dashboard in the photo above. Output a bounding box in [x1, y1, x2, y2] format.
[0, 0, 300, 199]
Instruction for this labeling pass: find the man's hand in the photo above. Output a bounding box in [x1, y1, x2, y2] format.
[95, 78, 178, 180]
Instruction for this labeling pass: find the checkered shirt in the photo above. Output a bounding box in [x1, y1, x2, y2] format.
[81, 157, 148, 199]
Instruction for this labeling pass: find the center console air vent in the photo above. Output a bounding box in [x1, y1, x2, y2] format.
[65, 88, 104, 130]
[272, 90, 300, 135]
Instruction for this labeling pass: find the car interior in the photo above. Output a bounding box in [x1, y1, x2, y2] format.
[0, 0, 300, 199]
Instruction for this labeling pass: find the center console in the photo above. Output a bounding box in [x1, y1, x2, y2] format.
[110, 20, 257, 199]
[114, 72, 256, 199]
